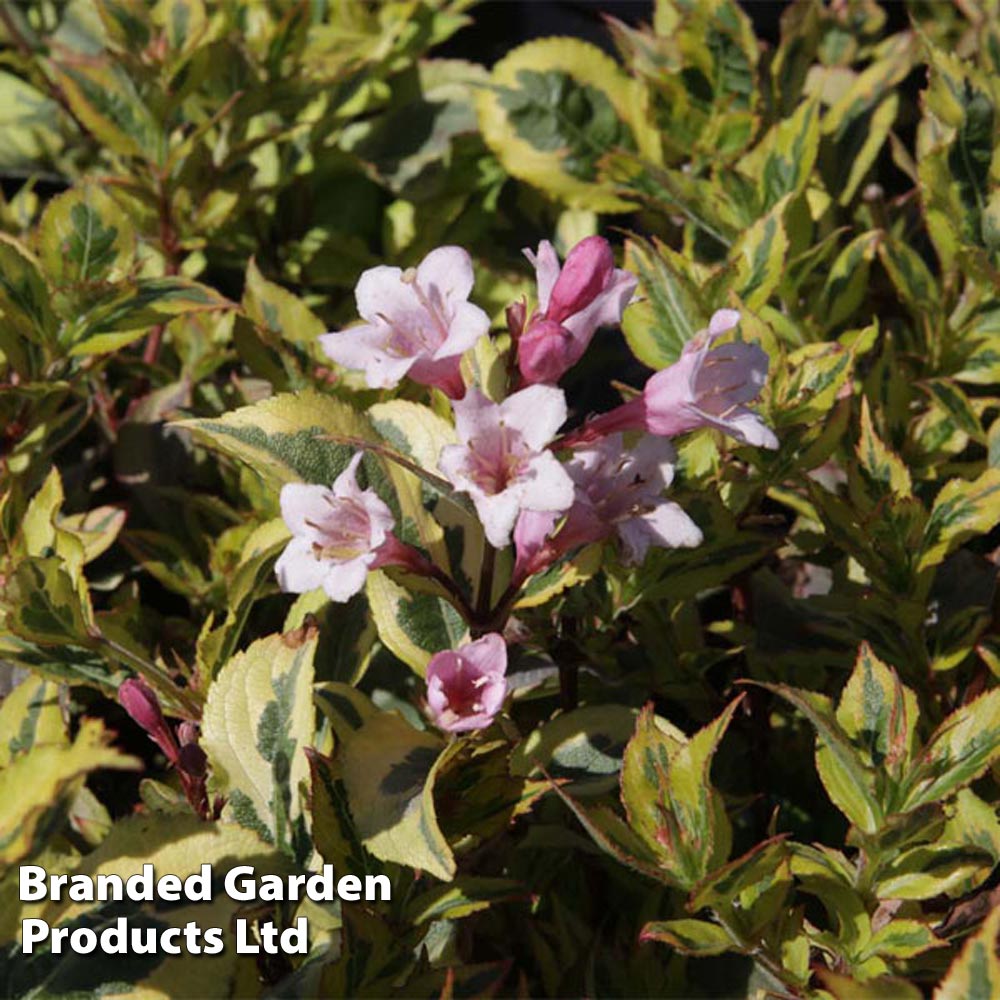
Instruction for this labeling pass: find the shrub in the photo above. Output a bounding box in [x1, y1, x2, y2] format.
[1, 1, 999, 997]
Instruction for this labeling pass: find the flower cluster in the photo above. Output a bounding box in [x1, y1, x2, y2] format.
[275, 236, 777, 734]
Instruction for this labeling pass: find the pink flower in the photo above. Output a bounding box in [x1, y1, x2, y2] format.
[518, 237, 637, 385]
[426, 633, 507, 733]
[513, 434, 702, 581]
[438, 386, 575, 548]
[567, 310, 778, 449]
[319, 246, 489, 398]
[275, 452, 398, 602]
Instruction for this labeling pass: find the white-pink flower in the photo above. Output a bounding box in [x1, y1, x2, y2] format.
[438, 385, 575, 548]
[518, 237, 637, 384]
[513, 434, 702, 581]
[426, 633, 507, 733]
[275, 452, 395, 602]
[319, 246, 489, 398]
[567, 309, 778, 449]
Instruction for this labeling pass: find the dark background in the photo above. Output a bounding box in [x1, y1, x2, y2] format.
[439, 0, 791, 63]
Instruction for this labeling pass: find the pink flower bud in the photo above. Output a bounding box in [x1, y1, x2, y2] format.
[426, 634, 508, 733]
[517, 319, 576, 385]
[545, 235, 615, 324]
[518, 237, 637, 385]
[119, 678, 178, 763]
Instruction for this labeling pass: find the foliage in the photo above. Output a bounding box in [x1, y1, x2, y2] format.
[1, 1, 1000, 997]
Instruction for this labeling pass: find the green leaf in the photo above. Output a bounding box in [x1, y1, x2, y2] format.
[853, 396, 912, 504]
[922, 379, 984, 443]
[0, 70, 64, 171]
[835, 643, 918, 785]
[365, 570, 468, 675]
[738, 99, 821, 210]
[477, 37, 655, 211]
[404, 877, 526, 925]
[335, 703, 455, 882]
[621, 236, 707, 368]
[0, 235, 56, 347]
[920, 469, 1000, 571]
[858, 920, 944, 961]
[901, 687, 1000, 810]
[619, 701, 738, 887]
[0, 676, 64, 768]
[4, 556, 95, 647]
[0, 719, 139, 867]
[47, 57, 163, 162]
[730, 196, 790, 310]
[639, 918, 734, 956]
[202, 629, 316, 861]
[69, 276, 231, 355]
[176, 389, 376, 489]
[817, 231, 881, 331]
[751, 681, 881, 833]
[934, 905, 1000, 1000]
[875, 843, 994, 900]
[38, 182, 136, 288]
[510, 704, 641, 796]
[242, 257, 324, 347]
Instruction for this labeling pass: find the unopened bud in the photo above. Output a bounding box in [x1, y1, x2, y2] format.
[545, 236, 614, 324]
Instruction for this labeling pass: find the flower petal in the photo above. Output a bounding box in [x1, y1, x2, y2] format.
[449, 388, 499, 445]
[416, 246, 475, 306]
[561, 268, 638, 350]
[319, 327, 417, 389]
[321, 556, 370, 602]
[708, 308, 741, 337]
[355, 265, 418, 325]
[524, 240, 560, 314]
[474, 489, 523, 548]
[500, 384, 567, 451]
[275, 536, 330, 593]
[332, 451, 366, 498]
[618, 501, 703, 563]
[279, 483, 330, 537]
[433, 300, 490, 360]
[519, 450, 575, 514]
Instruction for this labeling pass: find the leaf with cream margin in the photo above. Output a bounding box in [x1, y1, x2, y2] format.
[476, 37, 657, 212]
[202, 629, 316, 862]
[20, 814, 292, 999]
[0, 719, 139, 868]
[365, 569, 468, 676]
[934, 903, 1000, 1000]
[335, 704, 455, 882]
[0, 674, 64, 767]
[901, 687, 1000, 810]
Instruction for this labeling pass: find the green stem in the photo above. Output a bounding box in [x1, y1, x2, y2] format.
[96, 633, 200, 719]
[474, 537, 496, 628]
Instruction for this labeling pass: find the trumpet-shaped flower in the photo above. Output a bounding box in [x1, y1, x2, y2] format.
[426, 633, 507, 733]
[518, 237, 637, 384]
[568, 310, 778, 449]
[438, 385, 575, 548]
[275, 452, 397, 602]
[514, 434, 702, 580]
[319, 246, 489, 397]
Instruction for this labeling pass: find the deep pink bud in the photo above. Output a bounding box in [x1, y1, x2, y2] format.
[545, 236, 614, 324]
[518, 318, 576, 385]
[178, 742, 207, 778]
[119, 678, 179, 763]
